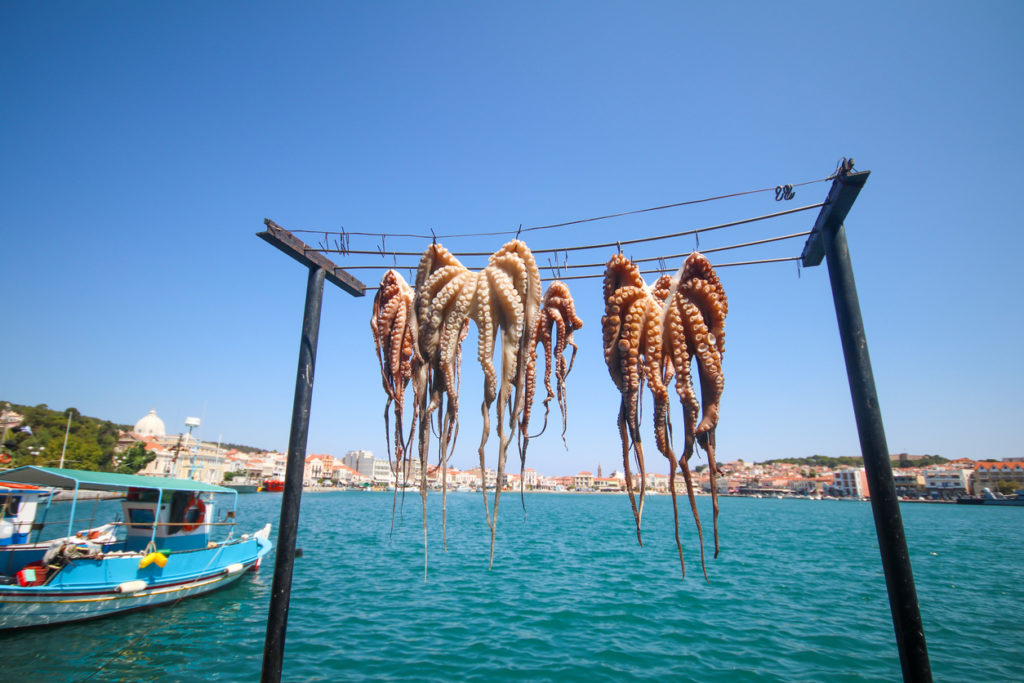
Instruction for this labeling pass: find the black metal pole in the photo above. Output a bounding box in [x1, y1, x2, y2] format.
[261, 265, 326, 683]
[821, 222, 932, 682]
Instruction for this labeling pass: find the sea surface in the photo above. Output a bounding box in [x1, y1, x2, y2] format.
[4, 491, 1022, 681]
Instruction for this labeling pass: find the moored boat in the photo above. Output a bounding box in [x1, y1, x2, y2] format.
[957, 487, 1024, 506]
[0, 466, 271, 630]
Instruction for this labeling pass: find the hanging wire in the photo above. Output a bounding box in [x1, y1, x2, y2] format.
[315, 203, 822, 259]
[335, 230, 812, 273]
[547, 257, 803, 282]
[289, 174, 833, 241]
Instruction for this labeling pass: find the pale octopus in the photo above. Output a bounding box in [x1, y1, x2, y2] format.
[602, 252, 727, 580]
[397, 240, 551, 570]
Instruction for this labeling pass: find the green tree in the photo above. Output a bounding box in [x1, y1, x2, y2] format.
[995, 480, 1019, 495]
[114, 442, 155, 474]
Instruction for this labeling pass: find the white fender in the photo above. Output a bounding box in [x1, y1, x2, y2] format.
[116, 580, 147, 594]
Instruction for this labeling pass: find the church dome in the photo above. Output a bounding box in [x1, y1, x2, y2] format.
[134, 409, 166, 438]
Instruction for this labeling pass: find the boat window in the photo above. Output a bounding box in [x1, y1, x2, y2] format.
[127, 507, 156, 529]
[0, 495, 20, 516]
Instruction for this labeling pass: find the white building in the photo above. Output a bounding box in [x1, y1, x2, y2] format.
[922, 467, 971, 499]
[126, 409, 231, 484]
[342, 450, 375, 478]
[831, 467, 869, 498]
[522, 468, 538, 488]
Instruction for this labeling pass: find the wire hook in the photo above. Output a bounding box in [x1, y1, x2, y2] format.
[516, 223, 523, 240]
[339, 227, 350, 256]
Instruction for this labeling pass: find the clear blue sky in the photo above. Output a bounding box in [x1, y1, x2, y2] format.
[2, 2, 1022, 476]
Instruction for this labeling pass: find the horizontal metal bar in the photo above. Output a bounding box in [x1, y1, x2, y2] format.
[258, 219, 366, 297]
[800, 170, 870, 267]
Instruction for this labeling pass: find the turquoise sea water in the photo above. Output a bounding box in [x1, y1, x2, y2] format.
[4, 492, 1022, 681]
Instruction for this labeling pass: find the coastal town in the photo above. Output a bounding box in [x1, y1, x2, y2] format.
[117, 409, 1023, 501]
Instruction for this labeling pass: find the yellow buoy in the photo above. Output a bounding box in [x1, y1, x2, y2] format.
[138, 551, 169, 569]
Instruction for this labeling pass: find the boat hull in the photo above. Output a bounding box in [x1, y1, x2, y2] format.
[0, 533, 271, 630]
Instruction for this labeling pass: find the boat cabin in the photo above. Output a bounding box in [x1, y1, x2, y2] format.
[122, 487, 215, 552]
[0, 482, 46, 546]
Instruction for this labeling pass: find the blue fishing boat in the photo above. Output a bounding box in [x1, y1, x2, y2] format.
[0, 466, 272, 630]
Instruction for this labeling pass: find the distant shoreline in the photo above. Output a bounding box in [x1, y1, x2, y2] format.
[295, 486, 958, 503]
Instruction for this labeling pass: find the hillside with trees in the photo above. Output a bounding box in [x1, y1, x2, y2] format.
[0, 401, 151, 473]
[763, 454, 950, 468]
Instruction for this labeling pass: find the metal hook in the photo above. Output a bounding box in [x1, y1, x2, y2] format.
[834, 157, 854, 178]
[516, 224, 523, 240]
[339, 227, 349, 256]
[616, 241, 622, 254]
[695, 231, 700, 251]
[430, 228, 436, 245]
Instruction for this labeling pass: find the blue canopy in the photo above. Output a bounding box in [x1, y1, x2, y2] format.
[0, 466, 233, 494]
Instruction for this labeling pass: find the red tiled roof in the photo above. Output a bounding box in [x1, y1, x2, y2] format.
[976, 461, 1024, 471]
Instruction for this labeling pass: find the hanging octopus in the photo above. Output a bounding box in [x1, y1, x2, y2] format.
[601, 254, 665, 547]
[661, 252, 728, 563]
[407, 240, 542, 570]
[411, 244, 470, 563]
[519, 280, 583, 506]
[370, 269, 418, 531]
[602, 252, 728, 581]
[478, 241, 541, 568]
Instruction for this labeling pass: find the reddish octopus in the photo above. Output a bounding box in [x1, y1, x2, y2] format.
[601, 251, 728, 579]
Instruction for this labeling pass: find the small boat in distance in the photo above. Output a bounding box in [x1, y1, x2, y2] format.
[0, 466, 271, 630]
[957, 487, 1024, 506]
[261, 479, 285, 493]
